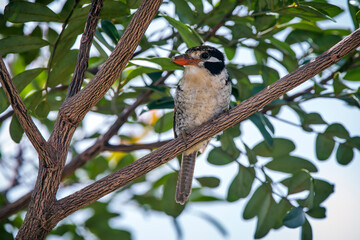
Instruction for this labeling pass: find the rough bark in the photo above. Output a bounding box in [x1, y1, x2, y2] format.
[11, 0, 163, 238]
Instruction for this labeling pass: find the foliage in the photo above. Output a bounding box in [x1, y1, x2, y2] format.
[0, 0, 360, 239]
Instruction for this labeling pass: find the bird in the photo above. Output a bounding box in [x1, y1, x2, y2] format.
[171, 45, 232, 205]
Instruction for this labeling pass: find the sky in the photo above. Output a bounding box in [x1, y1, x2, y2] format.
[1, 0, 360, 240]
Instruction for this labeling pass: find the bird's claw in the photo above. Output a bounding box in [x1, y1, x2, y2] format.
[180, 130, 189, 147]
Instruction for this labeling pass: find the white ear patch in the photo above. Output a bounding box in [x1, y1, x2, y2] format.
[207, 56, 222, 62]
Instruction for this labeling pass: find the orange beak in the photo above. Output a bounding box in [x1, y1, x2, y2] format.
[171, 54, 200, 66]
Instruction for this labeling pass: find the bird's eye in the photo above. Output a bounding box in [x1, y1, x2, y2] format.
[200, 52, 209, 59]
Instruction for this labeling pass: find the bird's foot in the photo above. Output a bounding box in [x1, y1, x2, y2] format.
[180, 130, 189, 147]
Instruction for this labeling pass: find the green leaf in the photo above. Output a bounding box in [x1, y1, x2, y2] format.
[273, 198, 292, 229]
[268, 37, 296, 57]
[154, 111, 173, 133]
[343, 68, 360, 81]
[0, 36, 48, 55]
[35, 100, 50, 119]
[253, 138, 295, 158]
[220, 125, 241, 159]
[24, 91, 42, 112]
[266, 156, 317, 174]
[301, 219, 313, 240]
[281, 170, 312, 195]
[13, 68, 45, 93]
[162, 15, 202, 48]
[302, 2, 343, 18]
[227, 165, 255, 202]
[0, 90, 8, 113]
[147, 97, 174, 110]
[101, 20, 120, 44]
[283, 207, 305, 228]
[348, 0, 359, 29]
[347, 136, 360, 150]
[336, 143, 354, 165]
[162, 173, 185, 217]
[315, 134, 335, 160]
[303, 112, 327, 125]
[224, 46, 236, 61]
[243, 185, 270, 220]
[298, 5, 335, 22]
[172, 0, 196, 24]
[207, 147, 236, 165]
[196, 176, 220, 188]
[325, 123, 350, 139]
[313, 179, 334, 206]
[10, 115, 24, 143]
[5, 1, 61, 23]
[249, 113, 273, 147]
[101, 1, 130, 20]
[244, 143, 257, 164]
[86, 156, 109, 180]
[132, 194, 162, 212]
[333, 72, 348, 95]
[299, 179, 315, 209]
[48, 50, 78, 87]
[85, 202, 131, 240]
[306, 206, 326, 219]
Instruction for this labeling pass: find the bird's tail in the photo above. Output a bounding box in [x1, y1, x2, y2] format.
[175, 151, 198, 205]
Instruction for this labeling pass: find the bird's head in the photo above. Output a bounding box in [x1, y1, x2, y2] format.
[171, 45, 225, 76]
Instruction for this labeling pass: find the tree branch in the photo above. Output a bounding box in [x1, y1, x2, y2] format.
[48, 27, 360, 225]
[0, 110, 13, 125]
[67, 0, 103, 98]
[103, 140, 171, 152]
[0, 58, 54, 166]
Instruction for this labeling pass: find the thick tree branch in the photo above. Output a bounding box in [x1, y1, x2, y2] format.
[15, 0, 163, 238]
[48, 28, 360, 225]
[67, 0, 103, 98]
[0, 58, 54, 166]
[103, 140, 171, 152]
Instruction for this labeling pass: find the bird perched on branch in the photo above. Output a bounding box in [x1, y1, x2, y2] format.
[171, 45, 231, 204]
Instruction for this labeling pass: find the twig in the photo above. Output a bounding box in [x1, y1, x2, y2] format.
[67, 0, 103, 98]
[203, 1, 240, 42]
[0, 110, 14, 125]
